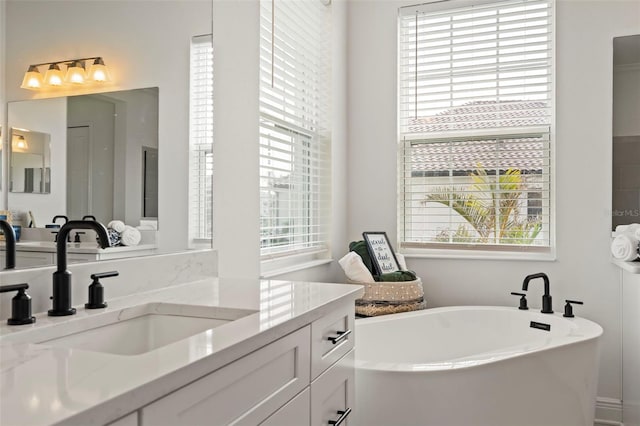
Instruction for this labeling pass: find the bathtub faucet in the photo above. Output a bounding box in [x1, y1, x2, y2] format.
[522, 272, 553, 314]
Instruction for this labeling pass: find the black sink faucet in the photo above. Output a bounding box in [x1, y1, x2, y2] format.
[48, 220, 111, 316]
[0, 219, 16, 270]
[52, 215, 68, 226]
[522, 272, 553, 314]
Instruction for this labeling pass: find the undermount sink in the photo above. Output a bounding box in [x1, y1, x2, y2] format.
[34, 303, 257, 356]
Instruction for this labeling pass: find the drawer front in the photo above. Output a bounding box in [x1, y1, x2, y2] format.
[311, 302, 355, 379]
[141, 326, 310, 426]
[311, 350, 355, 426]
[260, 388, 310, 426]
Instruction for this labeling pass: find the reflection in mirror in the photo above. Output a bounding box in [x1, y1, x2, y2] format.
[612, 35, 640, 230]
[7, 88, 159, 227]
[9, 128, 51, 194]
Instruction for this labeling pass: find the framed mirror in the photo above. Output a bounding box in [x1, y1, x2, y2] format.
[612, 34, 640, 230]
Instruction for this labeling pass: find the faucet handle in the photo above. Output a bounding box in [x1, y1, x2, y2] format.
[510, 292, 529, 310]
[0, 283, 36, 325]
[85, 271, 119, 309]
[563, 300, 583, 318]
[74, 231, 86, 243]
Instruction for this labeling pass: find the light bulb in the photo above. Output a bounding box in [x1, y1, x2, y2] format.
[88, 58, 111, 83]
[20, 65, 44, 90]
[44, 63, 64, 86]
[65, 61, 86, 84]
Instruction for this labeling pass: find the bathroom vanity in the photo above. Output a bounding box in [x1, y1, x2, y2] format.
[0, 277, 362, 426]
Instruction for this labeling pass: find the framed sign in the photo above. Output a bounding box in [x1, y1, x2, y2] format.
[362, 231, 401, 275]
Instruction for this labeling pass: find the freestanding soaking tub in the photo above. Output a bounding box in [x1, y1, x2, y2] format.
[354, 306, 603, 426]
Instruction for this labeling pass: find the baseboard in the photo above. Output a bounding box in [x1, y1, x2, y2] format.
[595, 397, 623, 426]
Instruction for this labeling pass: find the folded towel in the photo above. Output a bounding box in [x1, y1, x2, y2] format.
[108, 220, 126, 233]
[349, 240, 375, 274]
[120, 225, 141, 246]
[339, 252, 376, 283]
[611, 234, 639, 261]
[395, 253, 408, 270]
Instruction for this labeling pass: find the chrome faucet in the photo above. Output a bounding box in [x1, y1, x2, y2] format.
[0, 219, 16, 270]
[522, 272, 553, 314]
[48, 220, 111, 316]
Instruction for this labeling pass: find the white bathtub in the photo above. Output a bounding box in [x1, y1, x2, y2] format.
[354, 306, 603, 426]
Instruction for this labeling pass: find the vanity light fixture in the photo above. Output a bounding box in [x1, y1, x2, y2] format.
[20, 57, 111, 90]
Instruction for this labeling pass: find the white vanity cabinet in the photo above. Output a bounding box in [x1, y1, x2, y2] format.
[137, 302, 356, 426]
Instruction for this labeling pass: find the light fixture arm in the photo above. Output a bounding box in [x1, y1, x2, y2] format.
[28, 57, 103, 68]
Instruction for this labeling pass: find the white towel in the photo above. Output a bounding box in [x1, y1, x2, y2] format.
[120, 225, 141, 246]
[108, 220, 126, 233]
[611, 234, 639, 261]
[339, 252, 375, 283]
[396, 253, 408, 271]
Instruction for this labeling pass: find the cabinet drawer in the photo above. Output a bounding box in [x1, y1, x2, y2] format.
[311, 350, 355, 426]
[260, 388, 310, 426]
[311, 301, 355, 379]
[141, 326, 310, 426]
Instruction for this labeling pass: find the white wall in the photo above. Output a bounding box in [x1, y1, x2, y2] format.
[4, 0, 211, 252]
[0, 0, 6, 209]
[347, 0, 640, 413]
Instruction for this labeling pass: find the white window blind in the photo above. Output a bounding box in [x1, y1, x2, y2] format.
[398, 0, 553, 252]
[259, 0, 331, 259]
[189, 34, 214, 245]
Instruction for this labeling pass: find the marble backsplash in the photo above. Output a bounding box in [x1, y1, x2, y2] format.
[0, 249, 217, 321]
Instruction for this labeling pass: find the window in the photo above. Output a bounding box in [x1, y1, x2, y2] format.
[398, 0, 554, 255]
[259, 0, 331, 264]
[189, 34, 214, 246]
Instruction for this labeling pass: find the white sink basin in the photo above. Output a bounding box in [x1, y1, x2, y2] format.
[4, 303, 256, 356]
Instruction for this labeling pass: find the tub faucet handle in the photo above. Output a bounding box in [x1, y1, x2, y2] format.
[510, 292, 529, 310]
[563, 300, 583, 318]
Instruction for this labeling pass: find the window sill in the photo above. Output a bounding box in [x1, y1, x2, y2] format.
[260, 258, 334, 278]
[400, 248, 557, 262]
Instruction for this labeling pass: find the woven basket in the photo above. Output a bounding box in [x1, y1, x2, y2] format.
[347, 278, 426, 317]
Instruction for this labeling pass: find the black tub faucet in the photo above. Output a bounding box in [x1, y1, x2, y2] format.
[48, 220, 111, 317]
[0, 219, 16, 270]
[522, 272, 553, 314]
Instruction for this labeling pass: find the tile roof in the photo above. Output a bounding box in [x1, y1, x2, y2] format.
[407, 101, 550, 172]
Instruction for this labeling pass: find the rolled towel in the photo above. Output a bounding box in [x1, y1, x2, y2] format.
[611, 234, 639, 261]
[339, 252, 375, 283]
[633, 227, 640, 242]
[108, 220, 126, 233]
[120, 225, 141, 246]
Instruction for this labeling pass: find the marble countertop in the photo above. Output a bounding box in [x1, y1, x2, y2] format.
[0, 241, 156, 254]
[0, 277, 363, 426]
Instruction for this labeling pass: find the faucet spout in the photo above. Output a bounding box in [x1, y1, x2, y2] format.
[0, 220, 16, 270]
[522, 272, 553, 314]
[49, 220, 111, 316]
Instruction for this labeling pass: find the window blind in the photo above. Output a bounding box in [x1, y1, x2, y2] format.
[259, 0, 331, 258]
[189, 35, 214, 244]
[398, 0, 553, 251]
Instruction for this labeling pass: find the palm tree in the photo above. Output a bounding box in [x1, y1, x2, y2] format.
[424, 166, 541, 245]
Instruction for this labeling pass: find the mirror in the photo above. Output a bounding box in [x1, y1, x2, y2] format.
[612, 34, 640, 230]
[2, 0, 213, 270]
[8, 88, 159, 227]
[9, 128, 51, 194]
